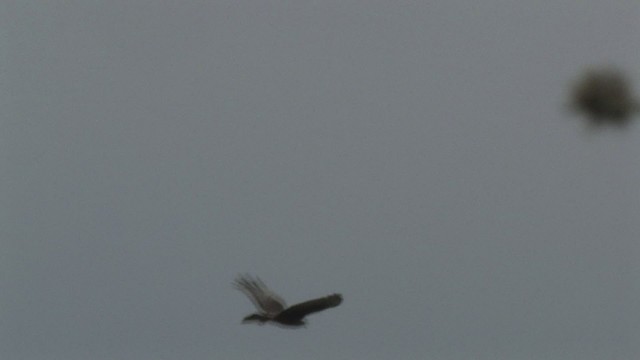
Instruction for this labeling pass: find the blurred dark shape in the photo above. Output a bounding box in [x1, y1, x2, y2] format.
[570, 67, 639, 127]
[233, 274, 343, 328]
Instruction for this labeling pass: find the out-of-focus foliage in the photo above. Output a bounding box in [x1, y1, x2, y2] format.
[569, 67, 639, 127]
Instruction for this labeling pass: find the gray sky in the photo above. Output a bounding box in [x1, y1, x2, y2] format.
[2, 1, 639, 359]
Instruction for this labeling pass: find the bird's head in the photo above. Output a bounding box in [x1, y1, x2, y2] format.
[242, 313, 270, 324]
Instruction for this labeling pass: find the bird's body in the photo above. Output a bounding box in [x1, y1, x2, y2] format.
[233, 274, 342, 328]
[570, 67, 639, 126]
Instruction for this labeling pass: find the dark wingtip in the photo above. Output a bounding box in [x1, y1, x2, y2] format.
[329, 293, 343, 307]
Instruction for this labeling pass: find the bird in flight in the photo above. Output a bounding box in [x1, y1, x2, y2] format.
[233, 274, 343, 328]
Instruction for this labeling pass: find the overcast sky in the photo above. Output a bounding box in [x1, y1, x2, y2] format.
[2, 1, 640, 359]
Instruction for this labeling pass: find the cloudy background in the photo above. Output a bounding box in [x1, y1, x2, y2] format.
[2, 1, 639, 359]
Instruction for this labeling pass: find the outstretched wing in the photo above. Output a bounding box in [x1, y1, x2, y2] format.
[279, 293, 342, 320]
[233, 274, 286, 316]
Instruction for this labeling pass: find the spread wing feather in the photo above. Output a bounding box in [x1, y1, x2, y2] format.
[233, 274, 286, 316]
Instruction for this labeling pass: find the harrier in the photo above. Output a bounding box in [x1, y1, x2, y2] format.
[233, 274, 343, 328]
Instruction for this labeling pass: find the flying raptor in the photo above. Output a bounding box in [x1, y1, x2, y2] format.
[233, 274, 343, 328]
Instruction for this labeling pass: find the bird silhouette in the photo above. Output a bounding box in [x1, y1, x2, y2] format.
[570, 67, 639, 126]
[233, 274, 342, 328]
